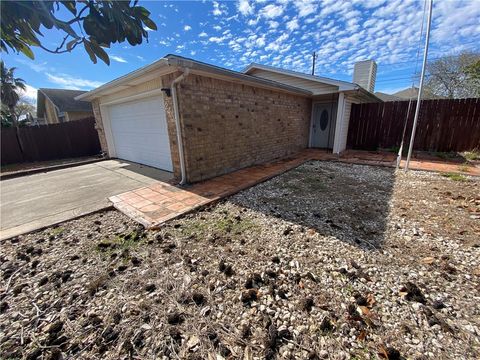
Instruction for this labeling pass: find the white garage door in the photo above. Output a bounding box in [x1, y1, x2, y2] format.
[108, 95, 173, 171]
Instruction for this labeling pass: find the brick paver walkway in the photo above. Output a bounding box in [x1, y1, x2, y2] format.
[110, 149, 479, 228]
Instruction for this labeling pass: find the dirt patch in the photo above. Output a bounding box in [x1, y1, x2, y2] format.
[0, 162, 479, 359]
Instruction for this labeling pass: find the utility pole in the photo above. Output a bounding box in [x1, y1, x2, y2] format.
[405, 0, 433, 172]
[311, 52, 317, 75]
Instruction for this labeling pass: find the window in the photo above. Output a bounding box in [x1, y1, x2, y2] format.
[320, 109, 329, 131]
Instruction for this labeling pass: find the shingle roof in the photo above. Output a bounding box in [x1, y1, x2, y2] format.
[37, 88, 92, 117]
[393, 87, 419, 99]
[243, 62, 358, 91]
[374, 92, 401, 102]
[76, 54, 312, 101]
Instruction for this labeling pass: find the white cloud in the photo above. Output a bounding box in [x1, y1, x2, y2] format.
[295, 0, 318, 17]
[268, 21, 279, 29]
[16, 59, 50, 73]
[20, 84, 37, 104]
[184, 25, 192, 31]
[209, 36, 227, 43]
[259, 4, 284, 19]
[256, 36, 266, 47]
[199, 31, 208, 37]
[213, 25, 222, 31]
[110, 55, 127, 63]
[226, 14, 239, 22]
[363, 0, 387, 9]
[237, 0, 254, 16]
[265, 33, 289, 51]
[286, 18, 300, 31]
[212, 1, 227, 16]
[46, 73, 103, 90]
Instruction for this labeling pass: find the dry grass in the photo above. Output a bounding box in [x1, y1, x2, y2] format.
[1, 162, 479, 359]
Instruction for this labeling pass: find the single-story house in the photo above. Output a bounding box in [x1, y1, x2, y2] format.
[374, 87, 439, 102]
[76, 54, 380, 184]
[37, 88, 94, 125]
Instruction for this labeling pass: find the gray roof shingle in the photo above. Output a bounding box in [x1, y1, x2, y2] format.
[37, 88, 93, 117]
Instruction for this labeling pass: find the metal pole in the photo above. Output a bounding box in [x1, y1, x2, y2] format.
[396, 96, 413, 169]
[405, 0, 433, 172]
[311, 52, 316, 75]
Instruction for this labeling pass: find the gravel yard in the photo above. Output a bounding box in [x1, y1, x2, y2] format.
[1, 161, 479, 360]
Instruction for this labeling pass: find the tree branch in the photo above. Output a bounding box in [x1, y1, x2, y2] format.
[53, 34, 70, 53]
[66, 4, 90, 24]
[37, 38, 83, 54]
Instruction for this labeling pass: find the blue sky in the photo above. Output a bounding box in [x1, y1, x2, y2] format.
[3, 0, 480, 102]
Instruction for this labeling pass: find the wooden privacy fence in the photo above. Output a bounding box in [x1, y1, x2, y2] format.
[347, 98, 480, 152]
[1, 117, 101, 165]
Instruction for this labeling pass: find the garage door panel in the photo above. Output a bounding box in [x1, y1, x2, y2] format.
[108, 96, 173, 171]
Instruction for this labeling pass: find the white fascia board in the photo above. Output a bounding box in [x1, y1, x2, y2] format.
[75, 58, 172, 101]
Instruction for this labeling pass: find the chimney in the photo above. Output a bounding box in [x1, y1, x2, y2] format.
[353, 60, 377, 93]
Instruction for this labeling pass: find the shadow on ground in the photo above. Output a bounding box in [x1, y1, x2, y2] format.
[103, 160, 174, 183]
[228, 160, 396, 251]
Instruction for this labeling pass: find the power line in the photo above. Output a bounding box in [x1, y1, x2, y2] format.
[375, 76, 418, 83]
[374, 46, 479, 68]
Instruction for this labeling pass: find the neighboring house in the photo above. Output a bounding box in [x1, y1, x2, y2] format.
[374, 92, 402, 102]
[375, 87, 438, 102]
[393, 87, 419, 99]
[76, 54, 380, 183]
[37, 88, 93, 125]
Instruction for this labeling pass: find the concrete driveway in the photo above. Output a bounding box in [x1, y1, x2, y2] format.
[0, 160, 172, 240]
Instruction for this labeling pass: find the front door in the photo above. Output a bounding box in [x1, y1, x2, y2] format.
[311, 102, 336, 149]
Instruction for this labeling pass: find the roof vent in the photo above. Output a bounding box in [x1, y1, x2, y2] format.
[353, 60, 377, 93]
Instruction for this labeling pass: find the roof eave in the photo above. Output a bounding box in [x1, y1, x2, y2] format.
[347, 86, 382, 103]
[168, 56, 311, 96]
[76, 55, 311, 101]
[75, 58, 171, 101]
[244, 63, 357, 90]
[359, 87, 382, 102]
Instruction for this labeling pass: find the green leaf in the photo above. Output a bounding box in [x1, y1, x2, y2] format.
[89, 40, 110, 65]
[29, 13, 42, 33]
[66, 39, 78, 51]
[55, 21, 78, 38]
[19, 44, 34, 59]
[134, 6, 150, 18]
[0, 40, 8, 53]
[83, 40, 97, 64]
[83, 15, 96, 36]
[142, 18, 157, 31]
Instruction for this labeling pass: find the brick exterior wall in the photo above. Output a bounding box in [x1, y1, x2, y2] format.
[91, 100, 108, 154]
[168, 73, 312, 183]
[161, 73, 182, 180]
[91, 72, 311, 183]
